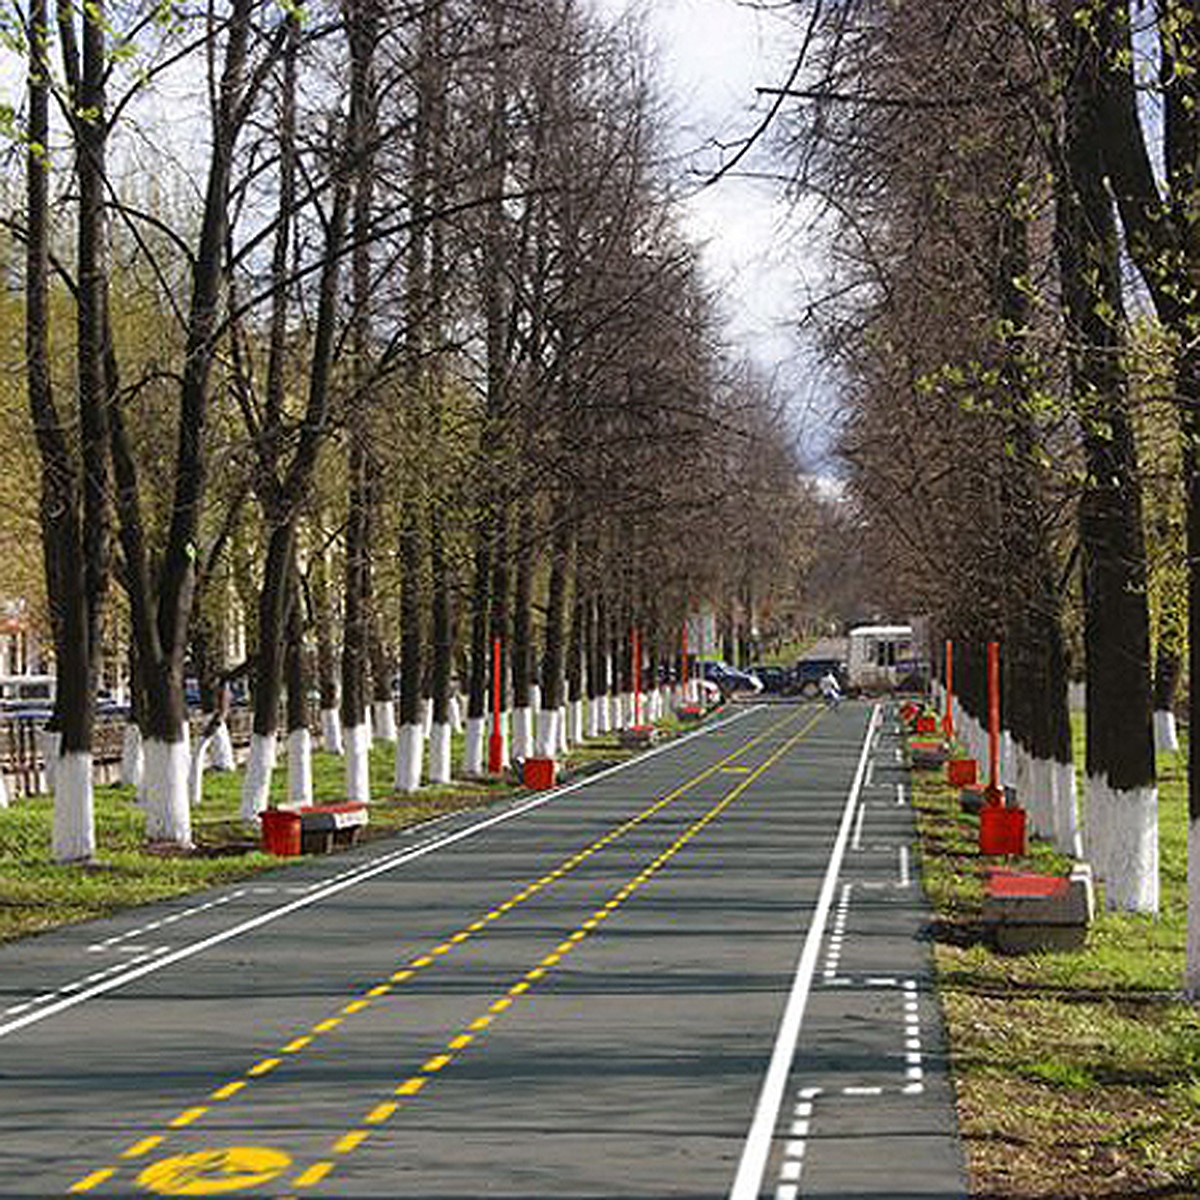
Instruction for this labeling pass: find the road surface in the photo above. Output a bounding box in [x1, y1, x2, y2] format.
[0, 701, 965, 1198]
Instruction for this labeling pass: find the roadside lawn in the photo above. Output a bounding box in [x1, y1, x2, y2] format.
[0, 727, 648, 943]
[913, 721, 1200, 1199]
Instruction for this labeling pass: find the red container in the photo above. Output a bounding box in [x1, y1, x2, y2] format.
[899, 701, 920, 723]
[915, 715, 937, 734]
[523, 757, 556, 790]
[947, 758, 978, 787]
[261, 808, 301, 857]
[979, 805, 1026, 856]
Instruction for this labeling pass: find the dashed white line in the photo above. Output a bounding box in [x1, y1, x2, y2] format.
[729, 707, 879, 1200]
[852, 803, 867, 851]
[898, 846, 911, 888]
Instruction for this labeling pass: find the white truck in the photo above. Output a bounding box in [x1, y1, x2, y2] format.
[847, 625, 922, 692]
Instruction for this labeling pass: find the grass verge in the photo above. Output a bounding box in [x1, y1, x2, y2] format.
[913, 726, 1200, 1198]
[0, 723, 662, 944]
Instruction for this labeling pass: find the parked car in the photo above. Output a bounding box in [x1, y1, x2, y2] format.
[792, 658, 848, 698]
[746, 663, 793, 694]
[698, 660, 763, 695]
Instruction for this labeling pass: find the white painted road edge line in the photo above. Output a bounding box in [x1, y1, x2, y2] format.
[0, 704, 764, 1043]
[728, 703, 881, 1200]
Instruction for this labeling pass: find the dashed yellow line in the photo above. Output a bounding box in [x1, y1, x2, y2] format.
[68, 1168, 115, 1193]
[289, 708, 825, 1191]
[65, 707, 812, 1195]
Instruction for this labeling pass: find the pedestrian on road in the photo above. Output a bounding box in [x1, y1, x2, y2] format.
[819, 669, 842, 708]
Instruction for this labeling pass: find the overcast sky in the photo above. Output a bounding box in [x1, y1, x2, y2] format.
[595, 0, 836, 466]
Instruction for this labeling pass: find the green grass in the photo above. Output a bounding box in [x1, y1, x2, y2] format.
[910, 719, 1200, 1198]
[0, 725, 648, 944]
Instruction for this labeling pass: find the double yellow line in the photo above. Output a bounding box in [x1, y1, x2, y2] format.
[69, 705, 820, 1196]
[287, 706, 827, 1193]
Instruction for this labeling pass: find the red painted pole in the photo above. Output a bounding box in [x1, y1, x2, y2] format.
[681, 620, 689, 690]
[986, 640, 1002, 805]
[488, 636, 503, 774]
[632, 627, 642, 727]
[942, 638, 955, 737]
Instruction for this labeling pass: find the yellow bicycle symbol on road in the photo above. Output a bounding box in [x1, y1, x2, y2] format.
[137, 1147, 291, 1195]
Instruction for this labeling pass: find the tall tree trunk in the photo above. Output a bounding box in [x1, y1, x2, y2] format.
[464, 522, 492, 775]
[341, 0, 379, 803]
[537, 519, 571, 758]
[511, 504, 535, 761]
[312, 544, 342, 753]
[1054, 3, 1157, 910]
[285, 569, 312, 809]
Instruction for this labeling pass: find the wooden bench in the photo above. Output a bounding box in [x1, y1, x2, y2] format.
[298, 802, 369, 855]
[982, 865, 1093, 953]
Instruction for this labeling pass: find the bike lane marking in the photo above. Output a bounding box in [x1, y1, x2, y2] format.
[61, 705, 811, 1194]
[273, 707, 831, 1195]
[728, 703, 881, 1200]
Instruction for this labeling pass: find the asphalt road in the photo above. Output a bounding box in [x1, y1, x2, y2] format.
[0, 701, 966, 1199]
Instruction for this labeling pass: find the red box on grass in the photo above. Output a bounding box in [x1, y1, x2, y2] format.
[915, 715, 937, 733]
[979, 804, 1026, 856]
[947, 758, 978, 787]
[523, 757, 556, 790]
[261, 808, 301, 856]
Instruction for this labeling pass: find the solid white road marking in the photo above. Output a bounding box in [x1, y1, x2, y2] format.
[728, 706, 879, 1200]
[0, 706, 764, 1042]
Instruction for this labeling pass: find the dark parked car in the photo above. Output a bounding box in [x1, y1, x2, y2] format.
[747, 664, 793, 694]
[793, 658, 848, 698]
[699, 660, 763, 695]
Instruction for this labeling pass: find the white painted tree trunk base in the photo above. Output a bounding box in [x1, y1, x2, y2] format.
[321, 708, 343, 755]
[373, 700, 398, 743]
[288, 727, 314, 809]
[422, 699, 434, 740]
[53, 751, 96, 862]
[599, 696, 611, 734]
[41, 729, 60, 794]
[587, 699, 602, 739]
[1053, 759, 1083, 859]
[240, 733, 278, 822]
[189, 735, 213, 809]
[395, 722, 424, 793]
[568, 699, 585, 745]
[464, 716, 486, 777]
[512, 707, 533, 762]
[143, 736, 193, 847]
[535, 709, 560, 761]
[210, 722, 236, 772]
[448, 695, 464, 734]
[121, 724, 144, 790]
[1154, 710, 1180, 754]
[0, 770, 8, 809]
[429, 722, 453, 784]
[344, 723, 371, 804]
[557, 705, 570, 757]
[1088, 775, 1159, 913]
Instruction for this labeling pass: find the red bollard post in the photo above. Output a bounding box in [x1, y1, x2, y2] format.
[488, 636, 504, 774]
[986, 640, 1002, 806]
[942, 638, 955, 737]
[681, 620, 689, 695]
[632, 627, 642, 727]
